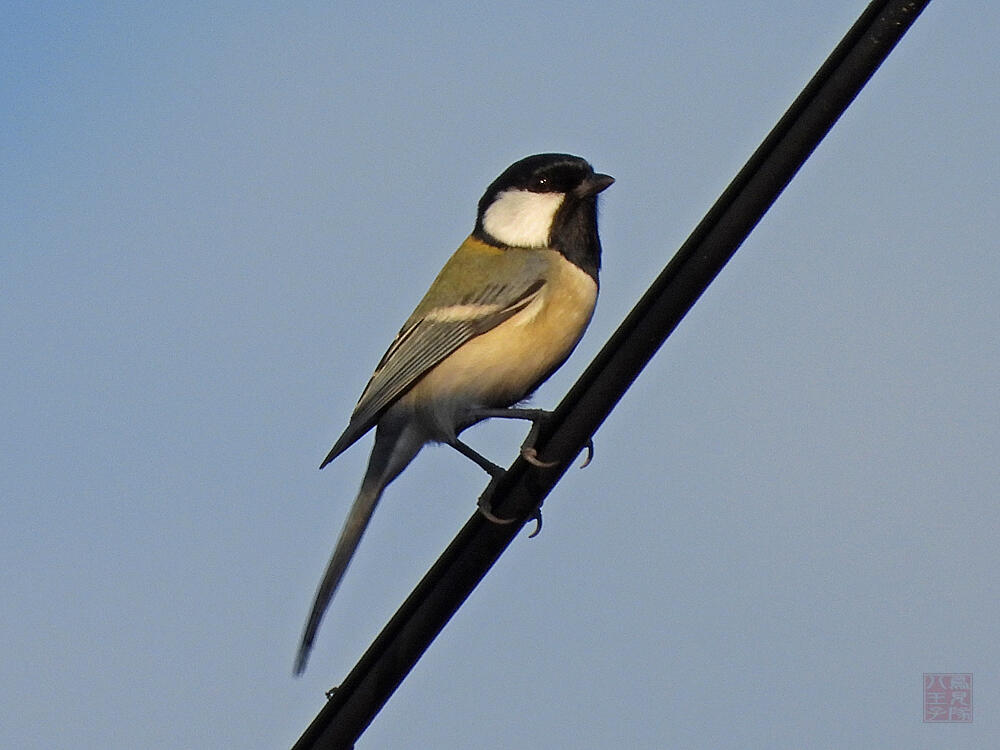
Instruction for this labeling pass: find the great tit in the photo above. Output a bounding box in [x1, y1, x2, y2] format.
[295, 153, 613, 674]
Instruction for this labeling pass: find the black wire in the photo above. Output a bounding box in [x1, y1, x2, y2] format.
[291, 2, 932, 747]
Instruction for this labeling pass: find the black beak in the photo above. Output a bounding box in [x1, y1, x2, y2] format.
[575, 173, 615, 198]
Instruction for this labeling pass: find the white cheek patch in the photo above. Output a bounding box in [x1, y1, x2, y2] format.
[482, 189, 564, 248]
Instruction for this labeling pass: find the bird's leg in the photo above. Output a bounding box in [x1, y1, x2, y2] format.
[449, 436, 506, 478]
[447, 438, 514, 523]
[468, 407, 595, 469]
[449, 437, 543, 535]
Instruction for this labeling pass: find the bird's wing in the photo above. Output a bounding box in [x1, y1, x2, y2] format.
[320, 268, 546, 468]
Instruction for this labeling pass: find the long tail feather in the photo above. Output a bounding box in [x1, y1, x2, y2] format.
[294, 482, 382, 675]
[295, 417, 424, 675]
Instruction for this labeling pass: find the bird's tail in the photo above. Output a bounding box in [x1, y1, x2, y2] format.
[294, 479, 383, 675]
[294, 418, 424, 675]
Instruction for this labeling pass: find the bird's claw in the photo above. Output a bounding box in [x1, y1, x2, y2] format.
[526, 507, 543, 538]
[477, 493, 517, 525]
[478, 485, 543, 538]
[521, 446, 557, 467]
[520, 437, 595, 470]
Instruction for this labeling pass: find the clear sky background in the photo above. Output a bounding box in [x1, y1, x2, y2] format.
[3, 2, 998, 748]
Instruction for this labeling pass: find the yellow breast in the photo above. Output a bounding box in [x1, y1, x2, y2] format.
[398, 250, 597, 439]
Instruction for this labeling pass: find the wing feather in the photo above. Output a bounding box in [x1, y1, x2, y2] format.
[319, 277, 544, 467]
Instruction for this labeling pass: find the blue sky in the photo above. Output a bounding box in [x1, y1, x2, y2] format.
[3, 2, 998, 748]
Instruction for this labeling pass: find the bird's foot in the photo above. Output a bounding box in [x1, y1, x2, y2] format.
[477, 479, 543, 537]
[467, 406, 594, 468]
[477, 482, 515, 525]
[520, 421, 595, 470]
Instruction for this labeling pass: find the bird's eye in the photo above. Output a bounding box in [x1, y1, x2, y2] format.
[532, 176, 549, 190]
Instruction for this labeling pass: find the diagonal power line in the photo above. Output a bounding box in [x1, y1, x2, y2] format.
[291, 1, 931, 747]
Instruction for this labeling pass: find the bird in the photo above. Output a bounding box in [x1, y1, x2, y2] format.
[295, 153, 613, 674]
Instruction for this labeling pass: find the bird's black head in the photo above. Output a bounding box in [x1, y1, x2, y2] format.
[474, 153, 613, 280]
